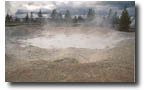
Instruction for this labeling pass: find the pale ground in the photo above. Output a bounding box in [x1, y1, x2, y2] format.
[5, 25, 135, 82]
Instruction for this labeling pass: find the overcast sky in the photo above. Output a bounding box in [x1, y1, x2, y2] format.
[5, 1, 135, 17]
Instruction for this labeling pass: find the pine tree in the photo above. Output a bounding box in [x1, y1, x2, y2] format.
[112, 12, 119, 28]
[119, 7, 131, 31]
[87, 8, 95, 21]
[107, 9, 113, 26]
[25, 13, 29, 22]
[108, 9, 112, 19]
[6, 13, 13, 23]
[65, 10, 71, 21]
[30, 12, 33, 21]
[51, 9, 57, 20]
[73, 16, 77, 23]
[78, 16, 84, 22]
[38, 9, 43, 17]
[6, 13, 10, 23]
[9, 15, 13, 22]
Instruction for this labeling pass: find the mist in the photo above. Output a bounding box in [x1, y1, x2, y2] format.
[5, 1, 135, 49]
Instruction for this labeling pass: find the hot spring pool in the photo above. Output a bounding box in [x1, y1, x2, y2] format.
[19, 32, 134, 49]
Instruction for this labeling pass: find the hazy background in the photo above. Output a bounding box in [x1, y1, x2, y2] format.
[5, 1, 135, 18]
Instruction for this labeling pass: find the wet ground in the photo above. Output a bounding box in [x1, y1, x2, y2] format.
[5, 25, 135, 82]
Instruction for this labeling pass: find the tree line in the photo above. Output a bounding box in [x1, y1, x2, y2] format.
[6, 7, 132, 32]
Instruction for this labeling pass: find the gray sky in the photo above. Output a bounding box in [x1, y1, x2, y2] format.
[5, 1, 135, 17]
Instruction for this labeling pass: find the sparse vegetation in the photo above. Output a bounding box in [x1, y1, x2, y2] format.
[5, 7, 134, 31]
[119, 7, 131, 32]
[5, 2, 135, 82]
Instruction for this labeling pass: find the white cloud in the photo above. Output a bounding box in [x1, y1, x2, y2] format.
[5, 1, 135, 16]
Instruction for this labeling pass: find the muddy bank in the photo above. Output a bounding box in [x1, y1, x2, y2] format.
[6, 40, 135, 82]
[5, 25, 135, 82]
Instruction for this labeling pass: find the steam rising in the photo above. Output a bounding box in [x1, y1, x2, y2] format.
[6, 1, 135, 49]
